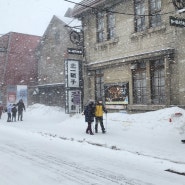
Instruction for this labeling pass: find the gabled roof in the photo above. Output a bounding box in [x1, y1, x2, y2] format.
[72, 0, 105, 17]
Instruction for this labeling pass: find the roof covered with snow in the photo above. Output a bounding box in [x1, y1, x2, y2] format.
[72, 0, 105, 17]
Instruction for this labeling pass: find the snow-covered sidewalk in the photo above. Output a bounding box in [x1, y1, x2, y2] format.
[1, 104, 185, 170]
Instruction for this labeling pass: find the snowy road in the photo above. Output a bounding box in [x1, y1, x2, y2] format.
[0, 126, 184, 185]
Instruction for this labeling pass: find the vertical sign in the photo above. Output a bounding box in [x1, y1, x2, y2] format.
[68, 90, 81, 113]
[67, 60, 79, 88]
[65, 59, 82, 114]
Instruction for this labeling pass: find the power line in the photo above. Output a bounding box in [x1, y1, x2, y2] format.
[64, 0, 175, 17]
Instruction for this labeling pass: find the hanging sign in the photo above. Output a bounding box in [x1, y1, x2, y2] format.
[67, 48, 83, 55]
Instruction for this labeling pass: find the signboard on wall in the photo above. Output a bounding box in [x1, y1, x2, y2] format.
[104, 82, 129, 108]
[67, 90, 81, 113]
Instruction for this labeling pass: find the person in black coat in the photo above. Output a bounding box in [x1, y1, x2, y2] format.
[16, 99, 26, 121]
[11, 104, 17, 122]
[84, 100, 95, 135]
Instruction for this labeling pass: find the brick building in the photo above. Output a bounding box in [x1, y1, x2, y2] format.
[0, 32, 40, 105]
[72, 0, 185, 111]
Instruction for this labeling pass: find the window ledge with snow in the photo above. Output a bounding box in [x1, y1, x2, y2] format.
[130, 25, 166, 40]
[94, 37, 119, 51]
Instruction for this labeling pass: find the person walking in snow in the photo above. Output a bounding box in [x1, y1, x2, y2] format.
[17, 99, 25, 121]
[95, 98, 107, 133]
[0, 102, 4, 119]
[84, 100, 95, 135]
[7, 104, 12, 122]
[11, 104, 17, 122]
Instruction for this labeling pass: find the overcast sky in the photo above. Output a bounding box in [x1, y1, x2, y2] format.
[0, 0, 81, 36]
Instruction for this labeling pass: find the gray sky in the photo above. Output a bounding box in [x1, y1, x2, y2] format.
[0, 0, 81, 36]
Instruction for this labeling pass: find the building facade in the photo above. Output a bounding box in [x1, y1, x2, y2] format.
[36, 16, 83, 110]
[0, 32, 40, 105]
[72, 0, 185, 111]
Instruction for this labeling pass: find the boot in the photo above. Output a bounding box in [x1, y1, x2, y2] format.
[86, 128, 89, 134]
[89, 125, 94, 135]
[95, 123, 98, 133]
[100, 122, 105, 133]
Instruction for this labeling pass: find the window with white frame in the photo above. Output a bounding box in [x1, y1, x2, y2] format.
[132, 62, 147, 104]
[149, 0, 162, 28]
[95, 70, 104, 100]
[134, 0, 146, 32]
[107, 9, 115, 40]
[97, 12, 105, 43]
[96, 9, 115, 42]
[134, 0, 162, 32]
[150, 59, 165, 104]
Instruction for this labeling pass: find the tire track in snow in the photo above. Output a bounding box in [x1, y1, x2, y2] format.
[0, 144, 153, 185]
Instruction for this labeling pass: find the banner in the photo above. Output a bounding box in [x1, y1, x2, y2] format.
[7, 85, 17, 105]
[17, 85, 28, 107]
[7, 85, 27, 106]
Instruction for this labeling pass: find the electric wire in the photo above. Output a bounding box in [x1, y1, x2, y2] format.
[64, 0, 175, 17]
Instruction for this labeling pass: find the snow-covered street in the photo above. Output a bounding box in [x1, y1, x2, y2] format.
[0, 104, 185, 185]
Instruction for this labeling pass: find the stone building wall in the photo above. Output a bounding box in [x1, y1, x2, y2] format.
[76, 0, 185, 110]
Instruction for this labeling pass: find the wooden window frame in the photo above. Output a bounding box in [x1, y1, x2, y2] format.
[132, 62, 147, 104]
[107, 9, 115, 40]
[95, 70, 104, 100]
[149, 0, 162, 28]
[150, 59, 165, 104]
[97, 12, 105, 43]
[134, 0, 146, 32]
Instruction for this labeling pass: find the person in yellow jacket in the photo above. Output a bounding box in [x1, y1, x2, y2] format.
[95, 99, 107, 133]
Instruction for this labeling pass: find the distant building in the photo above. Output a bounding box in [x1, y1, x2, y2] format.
[0, 32, 40, 105]
[72, 0, 185, 111]
[36, 15, 83, 109]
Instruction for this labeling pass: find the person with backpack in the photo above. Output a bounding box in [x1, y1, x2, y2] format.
[11, 104, 17, 122]
[84, 100, 95, 135]
[95, 99, 107, 133]
[17, 99, 26, 121]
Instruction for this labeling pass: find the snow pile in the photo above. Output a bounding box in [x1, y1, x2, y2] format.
[1, 104, 185, 163]
[1, 104, 185, 185]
